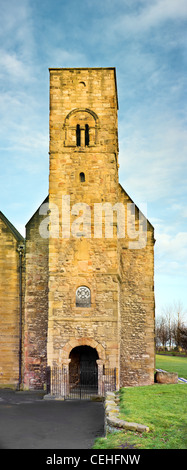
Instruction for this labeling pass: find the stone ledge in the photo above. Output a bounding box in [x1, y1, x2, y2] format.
[105, 391, 149, 435]
[43, 394, 65, 400]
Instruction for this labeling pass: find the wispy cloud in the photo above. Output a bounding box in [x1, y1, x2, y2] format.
[0, 87, 48, 165]
[119, 112, 187, 205]
[45, 47, 88, 68]
[155, 230, 187, 275]
[106, 0, 187, 37]
[0, 0, 34, 56]
[0, 50, 34, 83]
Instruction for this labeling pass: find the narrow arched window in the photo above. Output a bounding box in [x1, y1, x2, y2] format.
[85, 124, 89, 146]
[80, 172, 85, 182]
[76, 124, 81, 146]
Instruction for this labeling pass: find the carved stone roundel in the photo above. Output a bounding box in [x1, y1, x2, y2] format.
[77, 286, 90, 299]
[76, 286, 91, 307]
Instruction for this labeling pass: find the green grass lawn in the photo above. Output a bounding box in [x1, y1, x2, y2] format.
[94, 355, 187, 449]
[93, 384, 187, 449]
[156, 354, 187, 379]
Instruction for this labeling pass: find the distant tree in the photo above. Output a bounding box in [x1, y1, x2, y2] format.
[179, 325, 187, 353]
[172, 301, 186, 350]
[161, 304, 174, 349]
[156, 301, 187, 351]
[156, 315, 169, 349]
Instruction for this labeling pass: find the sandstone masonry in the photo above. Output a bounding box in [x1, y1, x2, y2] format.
[0, 68, 155, 390]
[0, 212, 24, 387]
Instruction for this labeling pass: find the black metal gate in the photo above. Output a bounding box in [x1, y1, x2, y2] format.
[46, 365, 116, 400]
[69, 365, 98, 399]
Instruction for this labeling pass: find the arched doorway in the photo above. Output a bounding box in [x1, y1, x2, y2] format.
[69, 346, 99, 398]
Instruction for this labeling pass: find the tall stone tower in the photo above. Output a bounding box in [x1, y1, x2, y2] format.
[47, 68, 121, 387]
[22, 67, 155, 392]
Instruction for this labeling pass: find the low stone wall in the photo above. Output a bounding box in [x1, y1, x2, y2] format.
[104, 391, 149, 435]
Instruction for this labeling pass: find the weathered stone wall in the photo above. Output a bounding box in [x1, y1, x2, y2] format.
[0, 68, 155, 391]
[23, 199, 49, 389]
[118, 186, 155, 386]
[46, 67, 155, 390]
[0, 215, 22, 387]
[47, 68, 121, 386]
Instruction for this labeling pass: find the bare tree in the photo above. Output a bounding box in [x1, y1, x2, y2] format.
[178, 325, 187, 353]
[172, 301, 186, 350]
[156, 315, 169, 349]
[156, 301, 187, 351]
[161, 304, 174, 349]
[155, 317, 161, 349]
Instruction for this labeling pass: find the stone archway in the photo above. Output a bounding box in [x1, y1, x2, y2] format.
[61, 338, 105, 397]
[69, 345, 99, 394]
[62, 337, 105, 362]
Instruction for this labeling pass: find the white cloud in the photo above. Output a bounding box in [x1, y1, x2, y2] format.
[139, 0, 187, 27]
[155, 229, 187, 277]
[0, 0, 33, 50]
[45, 47, 88, 68]
[0, 0, 35, 90]
[0, 88, 48, 158]
[112, 0, 187, 36]
[0, 51, 33, 83]
[170, 203, 187, 219]
[156, 231, 187, 259]
[119, 110, 187, 204]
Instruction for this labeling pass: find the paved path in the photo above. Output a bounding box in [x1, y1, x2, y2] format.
[0, 390, 104, 449]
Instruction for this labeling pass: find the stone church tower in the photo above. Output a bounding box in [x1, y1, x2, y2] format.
[0, 68, 155, 392]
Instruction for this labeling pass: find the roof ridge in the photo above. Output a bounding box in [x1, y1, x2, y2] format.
[0, 211, 25, 242]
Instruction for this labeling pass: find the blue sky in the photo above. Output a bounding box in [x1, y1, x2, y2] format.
[0, 0, 187, 320]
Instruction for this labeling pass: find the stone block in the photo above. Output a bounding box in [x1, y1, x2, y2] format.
[155, 371, 178, 384]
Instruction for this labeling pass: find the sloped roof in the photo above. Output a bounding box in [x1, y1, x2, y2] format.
[118, 183, 154, 231]
[25, 195, 49, 226]
[0, 211, 25, 242]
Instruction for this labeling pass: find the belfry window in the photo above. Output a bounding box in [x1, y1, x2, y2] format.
[64, 108, 98, 147]
[85, 124, 89, 146]
[76, 124, 89, 147]
[76, 124, 81, 146]
[80, 172, 85, 182]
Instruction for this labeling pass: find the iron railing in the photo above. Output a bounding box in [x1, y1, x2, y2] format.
[46, 365, 116, 399]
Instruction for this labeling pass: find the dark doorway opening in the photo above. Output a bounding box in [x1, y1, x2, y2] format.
[69, 346, 98, 399]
